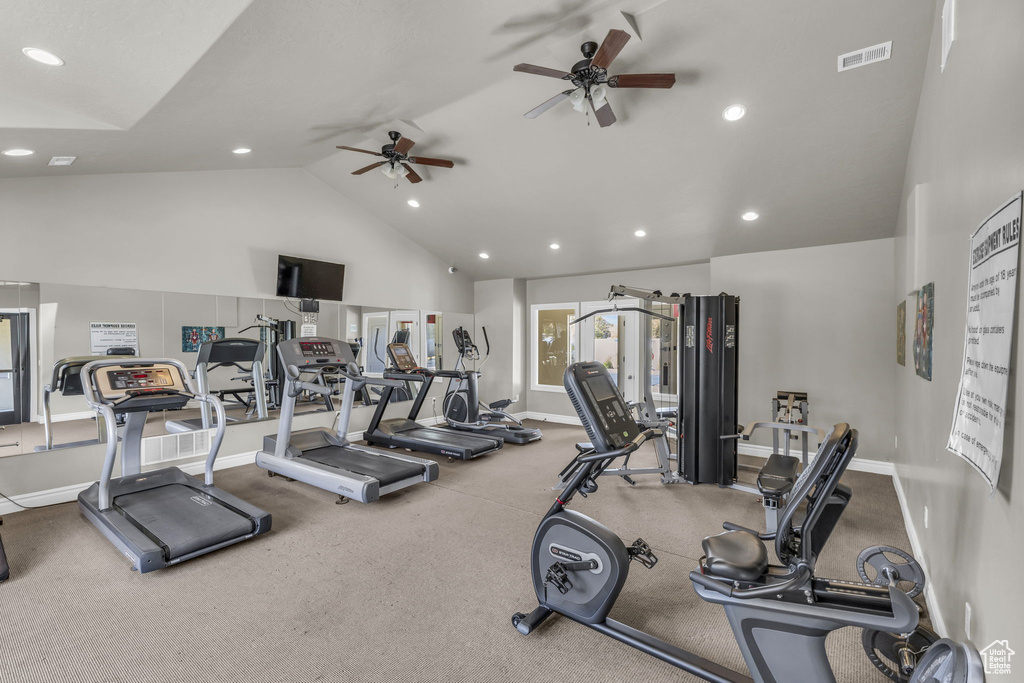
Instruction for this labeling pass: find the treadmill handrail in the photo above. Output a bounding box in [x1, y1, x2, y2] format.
[81, 358, 227, 510]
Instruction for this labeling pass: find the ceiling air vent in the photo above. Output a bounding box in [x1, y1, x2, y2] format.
[837, 41, 892, 72]
[48, 156, 76, 166]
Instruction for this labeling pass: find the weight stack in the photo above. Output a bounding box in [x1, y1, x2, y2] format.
[679, 294, 739, 485]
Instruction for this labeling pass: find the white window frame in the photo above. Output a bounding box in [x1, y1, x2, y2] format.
[419, 310, 442, 371]
[649, 303, 680, 405]
[361, 312, 389, 377]
[530, 302, 579, 393]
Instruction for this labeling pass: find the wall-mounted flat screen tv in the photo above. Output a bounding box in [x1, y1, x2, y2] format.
[276, 255, 345, 302]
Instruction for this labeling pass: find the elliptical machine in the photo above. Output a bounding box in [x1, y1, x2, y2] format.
[441, 326, 541, 444]
[512, 361, 942, 683]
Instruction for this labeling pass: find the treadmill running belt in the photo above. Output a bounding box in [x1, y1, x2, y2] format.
[114, 484, 254, 561]
[302, 446, 425, 487]
[402, 428, 498, 454]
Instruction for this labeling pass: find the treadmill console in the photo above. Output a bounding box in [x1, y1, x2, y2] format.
[89, 362, 192, 412]
[564, 361, 640, 450]
[387, 343, 420, 372]
[277, 337, 355, 369]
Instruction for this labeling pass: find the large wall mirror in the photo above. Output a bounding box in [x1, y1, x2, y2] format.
[0, 279, 470, 456]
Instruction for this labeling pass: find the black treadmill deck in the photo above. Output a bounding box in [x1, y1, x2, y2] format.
[301, 445, 426, 486]
[114, 484, 255, 561]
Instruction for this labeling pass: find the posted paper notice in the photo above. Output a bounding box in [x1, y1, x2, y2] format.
[948, 193, 1022, 490]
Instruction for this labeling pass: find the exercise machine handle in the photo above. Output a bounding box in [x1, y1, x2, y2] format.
[689, 565, 811, 599]
[482, 326, 490, 356]
[578, 429, 658, 463]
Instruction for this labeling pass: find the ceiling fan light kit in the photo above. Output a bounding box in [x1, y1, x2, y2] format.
[336, 130, 454, 184]
[513, 29, 676, 128]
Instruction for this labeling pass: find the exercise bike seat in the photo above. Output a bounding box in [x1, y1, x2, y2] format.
[757, 453, 801, 497]
[702, 530, 769, 583]
[488, 398, 514, 411]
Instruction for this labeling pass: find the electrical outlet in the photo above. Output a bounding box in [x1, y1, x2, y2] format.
[924, 506, 929, 529]
[965, 601, 972, 639]
[431, 397, 437, 408]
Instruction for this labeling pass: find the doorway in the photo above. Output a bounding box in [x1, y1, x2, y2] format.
[0, 312, 31, 426]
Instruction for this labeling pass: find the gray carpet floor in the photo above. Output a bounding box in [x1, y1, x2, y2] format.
[0, 421, 920, 682]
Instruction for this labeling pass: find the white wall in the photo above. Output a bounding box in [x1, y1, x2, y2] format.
[891, 0, 1024, 647]
[472, 279, 525, 410]
[0, 167, 473, 312]
[711, 238, 896, 460]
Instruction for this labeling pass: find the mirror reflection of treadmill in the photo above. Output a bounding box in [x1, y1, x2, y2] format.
[363, 344, 502, 460]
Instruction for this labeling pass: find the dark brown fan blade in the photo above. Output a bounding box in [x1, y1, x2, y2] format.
[589, 94, 616, 128]
[402, 164, 422, 183]
[590, 29, 630, 69]
[408, 156, 454, 168]
[513, 63, 572, 79]
[352, 161, 386, 175]
[393, 136, 416, 155]
[524, 90, 573, 119]
[608, 73, 676, 89]
[337, 145, 382, 156]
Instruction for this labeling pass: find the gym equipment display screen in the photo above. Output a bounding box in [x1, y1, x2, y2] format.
[585, 375, 617, 403]
[276, 255, 346, 302]
[108, 368, 173, 390]
[299, 341, 335, 357]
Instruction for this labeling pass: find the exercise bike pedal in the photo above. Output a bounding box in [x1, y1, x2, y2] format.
[544, 563, 573, 595]
[627, 539, 658, 568]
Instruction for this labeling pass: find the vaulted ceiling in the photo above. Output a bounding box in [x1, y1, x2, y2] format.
[0, 0, 936, 279]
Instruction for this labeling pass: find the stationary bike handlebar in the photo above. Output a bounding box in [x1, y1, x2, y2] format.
[578, 429, 659, 463]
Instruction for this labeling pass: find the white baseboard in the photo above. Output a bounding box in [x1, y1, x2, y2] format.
[48, 410, 95, 423]
[0, 450, 260, 516]
[523, 411, 582, 426]
[737, 442, 895, 476]
[891, 467, 946, 637]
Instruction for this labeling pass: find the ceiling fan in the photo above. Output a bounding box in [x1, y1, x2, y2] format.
[513, 29, 675, 127]
[336, 131, 454, 184]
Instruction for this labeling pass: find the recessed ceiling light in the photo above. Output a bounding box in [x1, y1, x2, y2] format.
[722, 104, 747, 122]
[550, 243, 560, 250]
[742, 211, 759, 221]
[2, 149, 34, 157]
[22, 47, 63, 66]
[634, 229, 647, 237]
[407, 199, 420, 208]
[479, 253, 490, 259]
[48, 156, 76, 166]
[232, 148, 251, 154]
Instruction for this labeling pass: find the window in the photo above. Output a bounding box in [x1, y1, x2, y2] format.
[531, 303, 578, 391]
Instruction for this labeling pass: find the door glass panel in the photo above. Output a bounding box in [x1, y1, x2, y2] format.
[423, 313, 442, 371]
[0, 317, 13, 413]
[364, 317, 388, 374]
[593, 313, 621, 386]
[651, 302, 678, 397]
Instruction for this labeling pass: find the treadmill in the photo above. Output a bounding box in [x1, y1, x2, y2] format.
[165, 337, 269, 433]
[363, 343, 502, 460]
[36, 355, 133, 451]
[77, 358, 271, 573]
[255, 337, 439, 503]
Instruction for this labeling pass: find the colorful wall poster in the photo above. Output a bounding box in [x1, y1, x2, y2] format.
[913, 283, 934, 380]
[896, 300, 907, 366]
[181, 326, 225, 352]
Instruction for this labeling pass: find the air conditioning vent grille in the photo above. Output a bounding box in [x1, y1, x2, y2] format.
[838, 41, 892, 72]
[141, 429, 213, 466]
